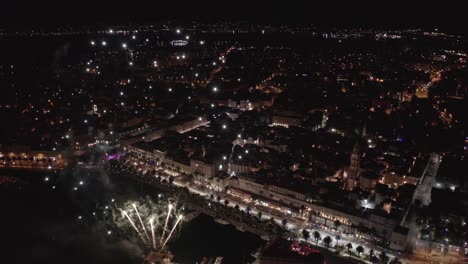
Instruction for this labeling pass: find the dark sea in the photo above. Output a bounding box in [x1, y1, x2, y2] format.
[0, 170, 263, 264]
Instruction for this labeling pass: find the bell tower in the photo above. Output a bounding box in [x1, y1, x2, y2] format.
[347, 143, 361, 190]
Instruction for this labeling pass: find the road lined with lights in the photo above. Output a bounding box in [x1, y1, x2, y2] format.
[121, 156, 405, 263]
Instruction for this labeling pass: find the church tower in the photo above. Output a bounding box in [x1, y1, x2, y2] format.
[347, 143, 361, 190]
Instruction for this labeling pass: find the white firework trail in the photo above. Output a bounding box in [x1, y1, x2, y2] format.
[159, 203, 173, 245]
[118, 200, 183, 252]
[160, 214, 183, 251]
[132, 203, 151, 245]
[150, 217, 156, 249]
[121, 210, 147, 246]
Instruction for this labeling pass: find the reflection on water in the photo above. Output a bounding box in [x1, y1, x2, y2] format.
[170, 214, 264, 264]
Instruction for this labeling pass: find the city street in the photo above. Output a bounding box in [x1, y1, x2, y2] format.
[121, 156, 404, 263]
[412, 153, 440, 206]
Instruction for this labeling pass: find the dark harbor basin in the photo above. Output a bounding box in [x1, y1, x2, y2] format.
[169, 213, 264, 264]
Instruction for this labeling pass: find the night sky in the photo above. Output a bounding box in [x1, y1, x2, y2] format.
[1, 1, 466, 32]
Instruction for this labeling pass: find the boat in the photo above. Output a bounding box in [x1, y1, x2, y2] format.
[214, 218, 230, 225]
[183, 211, 200, 222]
[200, 257, 209, 264]
[236, 225, 246, 232]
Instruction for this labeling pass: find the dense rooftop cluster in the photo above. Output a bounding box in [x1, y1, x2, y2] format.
[0, 23, 466, 259]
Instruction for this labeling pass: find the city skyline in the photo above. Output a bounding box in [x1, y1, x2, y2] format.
[0, 7, 466, 264]
[2, 1, 466, 32]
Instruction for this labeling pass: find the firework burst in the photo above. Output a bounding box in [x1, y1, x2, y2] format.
[118, 200, 183, 252]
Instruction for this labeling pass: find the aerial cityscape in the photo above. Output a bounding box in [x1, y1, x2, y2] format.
[0, 3, 466, 264]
